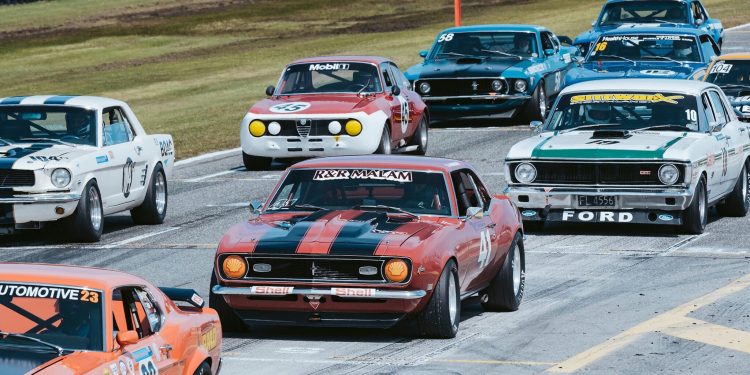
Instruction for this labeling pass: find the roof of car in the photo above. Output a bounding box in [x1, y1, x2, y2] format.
[560, 78, 717, 95]
[715, 53, 750, 60]
[289, 56, 392, 65]
[290, 155, 471, 172]
[0, 95, 127, 109]
[0, 263, 146, 291]
[440, 24, 546, 34]
[600, 26, 707, 36]
[605, 0, 687, 3]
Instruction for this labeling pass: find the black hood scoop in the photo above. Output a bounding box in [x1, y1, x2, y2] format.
[591, 129, 632, 139]
[456, 57, 484, 64]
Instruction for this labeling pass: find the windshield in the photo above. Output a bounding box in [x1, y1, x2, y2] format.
[705, 60, 750, 87]
[588, 34, 701, 63]
[599, 1, 688, 25]
[429, 31, 538, 59]
[546, 91, 700, 132]
[278, 62, 383, 95]
[267, 169, 452, 216]
[0, 106, 97, 146]
[0, 282, 104, 352]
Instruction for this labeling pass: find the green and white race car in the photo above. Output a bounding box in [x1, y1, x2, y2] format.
[504, 79, 750, 233]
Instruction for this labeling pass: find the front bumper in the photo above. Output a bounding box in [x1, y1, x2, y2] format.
[423, 94, 530, 121]
[211, 285, 426, 299]
[0, 193, 80, 227]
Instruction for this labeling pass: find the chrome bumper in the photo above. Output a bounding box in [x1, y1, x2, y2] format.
[211, 285, 427, 300]
[0, 193, 80, 204]
[505, 186, 693, 210]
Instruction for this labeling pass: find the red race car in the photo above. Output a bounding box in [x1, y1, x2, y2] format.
[210, 155, 525, 338]
[240, 56, 429, 170]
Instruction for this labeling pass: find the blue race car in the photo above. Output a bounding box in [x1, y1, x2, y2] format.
[405, 25, 579, 123]
[574, 0, 724, 55]
[564, 27, 719, 87]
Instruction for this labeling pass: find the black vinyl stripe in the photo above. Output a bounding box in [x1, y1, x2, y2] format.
[328, 211, 406, 256]
[253, 209, 332, 254]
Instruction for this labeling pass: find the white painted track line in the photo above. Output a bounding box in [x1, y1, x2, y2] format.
[100, 227, 180, 249]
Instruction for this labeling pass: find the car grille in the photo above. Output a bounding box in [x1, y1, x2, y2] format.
[0, 170, 35, 187]
[508, 162, 685, 186]
[266, 119, 349, 137]
[415, 78, 508, 97]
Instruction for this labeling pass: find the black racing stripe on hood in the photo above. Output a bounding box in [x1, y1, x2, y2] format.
[0, 348, 60, 375]
[0, 144, 54, 169]
[328, 211, 406, 256]
[253, 209, 332, 254]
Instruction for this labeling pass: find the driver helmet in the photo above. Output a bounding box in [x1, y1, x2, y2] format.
[586, 104, 611, 124]
[56, 298, 91, 336]
[513, 33, 533, 51]
[673, 40, 694, 59]
[65, 111, 90, 137]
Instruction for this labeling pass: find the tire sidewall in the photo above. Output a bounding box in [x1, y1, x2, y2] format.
[377, 125, 392, 154]
[152, 165, 168, 221]
[80, 180, 103, 240]
[444, 261, 460, 334]
[512, 238, 526, 303]
[417, 116, 428, 152]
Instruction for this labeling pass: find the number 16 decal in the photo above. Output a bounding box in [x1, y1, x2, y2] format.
[478, 229, 493, 269]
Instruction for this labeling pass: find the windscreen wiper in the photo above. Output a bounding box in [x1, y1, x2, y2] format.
[0, 331, 64, 356]
[559, 123, 624, 133]
[18, 138, 75, 146]
[640, 55, 685, 65]
[437, 52, 474, 58]
[594, 54, 636, 65]
[480, 49, 522, 59]
[637, 124, 691, 132]
[283, 204, 326, 211]
[352, 204, 419, 219]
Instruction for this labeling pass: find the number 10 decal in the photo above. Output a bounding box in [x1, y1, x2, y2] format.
[478, 229, 493, 269]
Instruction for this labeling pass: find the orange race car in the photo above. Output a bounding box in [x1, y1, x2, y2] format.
[0, 263, 221, 375]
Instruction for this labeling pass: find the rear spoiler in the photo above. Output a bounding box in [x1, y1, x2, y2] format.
[159, 287, 205, 308]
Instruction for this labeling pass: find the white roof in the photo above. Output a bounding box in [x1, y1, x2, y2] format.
[0, 95, 127, 109]
[561, 79, 719, 95]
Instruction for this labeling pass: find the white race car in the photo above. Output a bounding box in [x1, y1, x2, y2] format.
[505, 79, 750, 233]
[0, 95, 174, 242]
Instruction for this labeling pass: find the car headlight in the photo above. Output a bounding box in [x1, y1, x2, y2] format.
[51, 168, 71, 188]
[418, 82, 431, 94]
[658, 164, 679, 185]
[267, 121, 281, 135]
[514, 79, 527, 93]
[491, 79, 503, 92]
[249, 120, 266, 137]
[345, 120, 362, 136]
[514, 163, 537, 183]
[328, 121, 342, 135]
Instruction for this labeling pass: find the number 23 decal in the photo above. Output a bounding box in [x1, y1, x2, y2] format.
[478, 229, 493, 269]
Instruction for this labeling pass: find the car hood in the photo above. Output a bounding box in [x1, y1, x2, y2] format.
[250, 95, 376, 115]
[0, 348, 63, 375]
[565, 61, 703, 85]
[229, 210, 439, 256]
[0, 143, 94, 170]
[508, 130, 695, 160]
[406, 57, 530, 80]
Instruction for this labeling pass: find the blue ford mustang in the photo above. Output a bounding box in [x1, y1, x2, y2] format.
[573, 0, 724, 55]
[405, 25, 579, 123]
[563, 27, 719, 88]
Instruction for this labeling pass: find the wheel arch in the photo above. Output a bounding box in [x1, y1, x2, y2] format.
[182, 350, 212, 375]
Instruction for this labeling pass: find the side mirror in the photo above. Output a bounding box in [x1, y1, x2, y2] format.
[465, 206, 484, 220]
[391, 85, 401, 96]
[575, 56, 585, 65]
[249, 200, 263, 214]
[530, 120, 544, 133]
[709, 121, 721, 133]
[591, 21, 596, 27]
[544, 48, 556, 56]
[419, 50, 428, 58]
[562, 53, 572, 64]
[116, 331, 139, 347]
[558, 36, 573, 45]
[695, 18, 704, 26]
[265, 86, 275, 96]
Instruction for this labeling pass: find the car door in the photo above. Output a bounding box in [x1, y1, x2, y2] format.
[99, 107, 148, 210]
[708, 90, 745, 191]
[540, 32, 568, 97]
[700, 91, 729, 198]
[389, 63, 422, 138]
[380, 63, 405, 144]
[113, 286, 181, 375]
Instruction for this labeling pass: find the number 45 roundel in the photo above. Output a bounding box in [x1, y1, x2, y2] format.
[477, 229, 493, 269]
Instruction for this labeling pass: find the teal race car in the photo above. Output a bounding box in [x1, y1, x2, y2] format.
[405, 25, 580, 123]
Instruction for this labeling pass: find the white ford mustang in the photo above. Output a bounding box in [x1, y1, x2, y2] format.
[504, 79, 750, 234]
[0, 95, 174, 242]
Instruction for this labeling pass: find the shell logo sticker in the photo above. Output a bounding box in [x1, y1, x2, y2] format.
[269, 102, 311, 113]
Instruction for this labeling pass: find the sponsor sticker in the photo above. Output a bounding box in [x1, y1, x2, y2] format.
[658, 214, 674, 221]
[200, 326, 219, 351]
[269, 102, 311, 113]
[313, 169, 413, 182]
[190, 293, 204, 307]
[332, 288, 375, 297]
[521, 210, 537, 217]
[0, 283, 100, 303]
[561, 210, 633, 223]
[96, 155, 109, 164]
[710, 62, 732, 74]
[308, 63, 350, 71]
[251, 286, 293, 295]
[570, 93, 684, 105]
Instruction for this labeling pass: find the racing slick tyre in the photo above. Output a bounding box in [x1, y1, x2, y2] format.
[63, 180, 103, 243]
[243, 151, 272, 171]
[482, 233, 525, 311]
[717, 161, 750, 217]
[407, 116, 428, 155]
[193, 362, 212, 375]
[375, 125, 392, 155]
[518, 82, 547, 123]
[681, 178, 708, 234]
[131, 164, 168, 225]
[416, 259, 460, 339]
[209, 272, 247, 334]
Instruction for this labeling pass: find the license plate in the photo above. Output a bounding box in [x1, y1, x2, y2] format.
[577, 195, 616, 207]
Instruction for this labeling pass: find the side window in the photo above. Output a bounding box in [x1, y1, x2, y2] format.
[451, 170, 481, 215]
[102, 107, 134, 146]
[692, 2, 705, 22]
[708, 90, 728, 126]
[701, 93, 716, 124]
[112, 287, 162, 341]
[389, 64, 410, 89]
[380, 64, 394, 89]
[541, 32, 555, 53]
[465, 170, 491, 210]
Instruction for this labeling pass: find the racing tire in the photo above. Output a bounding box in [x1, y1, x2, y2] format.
[243, 152, 272, 171]
[62, 180, 103, 243]
[717, 160, 750, 217]
[681, 178, 708, 234]
[375, 125, 392, 155]
[209, 272, 247, 334]
[131, 164, 168, 225]
[193, 362, 212, 375]
[416, 260, 460, 339]
[518, 82, 547, 123]
[407, 116, 429, 155]
[482, 233, 525, 311]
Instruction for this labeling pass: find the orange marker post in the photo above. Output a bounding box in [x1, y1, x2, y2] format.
[454, 0, 461, 27]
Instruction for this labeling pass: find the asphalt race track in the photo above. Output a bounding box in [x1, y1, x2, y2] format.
[3, 26, 750, 375]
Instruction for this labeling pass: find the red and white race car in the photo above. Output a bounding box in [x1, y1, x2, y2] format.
[240, 56, 429, 170]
